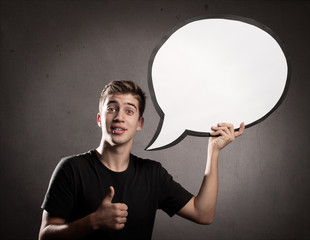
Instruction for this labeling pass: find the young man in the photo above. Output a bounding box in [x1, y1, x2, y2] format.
[39, 80, 245, 240]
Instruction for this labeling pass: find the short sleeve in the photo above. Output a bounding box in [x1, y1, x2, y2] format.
[41, 158, 75, 219]
[158, 165, 193, 217]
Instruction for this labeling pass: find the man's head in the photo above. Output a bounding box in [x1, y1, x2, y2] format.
[99, 80, 146, 119]
[97, 80, 146, 148]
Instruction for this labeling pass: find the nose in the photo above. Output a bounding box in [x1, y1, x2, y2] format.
[113, 109, 125, 122]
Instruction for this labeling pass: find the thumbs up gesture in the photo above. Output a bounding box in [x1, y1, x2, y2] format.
[92, 186, 128, 231]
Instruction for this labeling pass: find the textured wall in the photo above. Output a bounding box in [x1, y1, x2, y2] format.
[0, 0, 309, 239]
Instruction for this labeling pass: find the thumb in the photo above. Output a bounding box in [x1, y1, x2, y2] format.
[103, 186, 115, 203]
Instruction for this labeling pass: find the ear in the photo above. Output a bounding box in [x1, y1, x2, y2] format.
[136, 116, 144, 131]
[97, 113, 102, 127]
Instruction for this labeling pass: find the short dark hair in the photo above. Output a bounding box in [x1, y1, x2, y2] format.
[99, 80, 146, 118]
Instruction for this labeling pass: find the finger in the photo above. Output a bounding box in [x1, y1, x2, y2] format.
[115, 209, 128, 218]
[114, 223, 125, 230]
[121, 210, 128, 218]
[117, 216, 128, 224]
[218, 122, 234, 128]
[115, 203, 128, 211]
[218, 123, 234, 135]
[103, 186, 115, 203]
[210, 129, 227, 137]
[235, 122, 245, 137]
[114, 216, 127, 230]
[210, 128, 224, 137]
[211, 126, 231, 136]
[210, 128, 220, 137]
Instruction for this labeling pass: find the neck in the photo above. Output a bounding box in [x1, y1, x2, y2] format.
[96, 140, 132, 172]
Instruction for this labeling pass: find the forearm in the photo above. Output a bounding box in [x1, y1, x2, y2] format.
[179, 123, 244, 224]
[39, 212, 96, 240]
[194, 148, 220, 224]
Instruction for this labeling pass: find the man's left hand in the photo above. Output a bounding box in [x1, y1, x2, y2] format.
[209, 122, 245, 151]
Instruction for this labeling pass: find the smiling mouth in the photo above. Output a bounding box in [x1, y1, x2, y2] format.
[111, 127, 126, 134]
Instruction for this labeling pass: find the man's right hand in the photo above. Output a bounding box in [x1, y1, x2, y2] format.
[92, 186, 128, 231]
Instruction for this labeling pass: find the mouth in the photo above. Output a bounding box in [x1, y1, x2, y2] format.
[111, 127, 126, 135]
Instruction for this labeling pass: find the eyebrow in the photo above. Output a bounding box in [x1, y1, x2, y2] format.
[107, 100, 137, 110]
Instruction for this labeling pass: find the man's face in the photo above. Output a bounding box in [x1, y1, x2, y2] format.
[98, 94, 144, 147]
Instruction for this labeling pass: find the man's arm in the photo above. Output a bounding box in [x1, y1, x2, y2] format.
[38, 210, 93, 240]
[177, 122, 245, 224]
[39, 186, 128, 240]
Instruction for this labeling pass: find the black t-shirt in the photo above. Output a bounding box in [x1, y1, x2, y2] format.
[42, 150, 193, 239]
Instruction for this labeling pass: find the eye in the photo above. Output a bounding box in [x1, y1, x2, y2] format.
[107, 106, 116, 112]
[126, 109, 135, 115]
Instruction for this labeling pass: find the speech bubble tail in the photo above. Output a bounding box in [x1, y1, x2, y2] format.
[145, 118, 185, 151]
[145, 134, 185, 151]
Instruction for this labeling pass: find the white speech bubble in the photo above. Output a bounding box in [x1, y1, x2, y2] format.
[146, 16, 290, 151]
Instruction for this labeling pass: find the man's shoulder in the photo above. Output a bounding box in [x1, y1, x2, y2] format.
[58, 150, 95, 168]
[61, 150, 93, 160]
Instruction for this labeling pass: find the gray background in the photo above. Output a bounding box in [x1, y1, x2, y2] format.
[1, 0, 309, 239]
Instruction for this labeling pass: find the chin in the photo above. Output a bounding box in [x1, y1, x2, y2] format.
[110, 138, 127, 146]
[113, 137, 134, 147]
